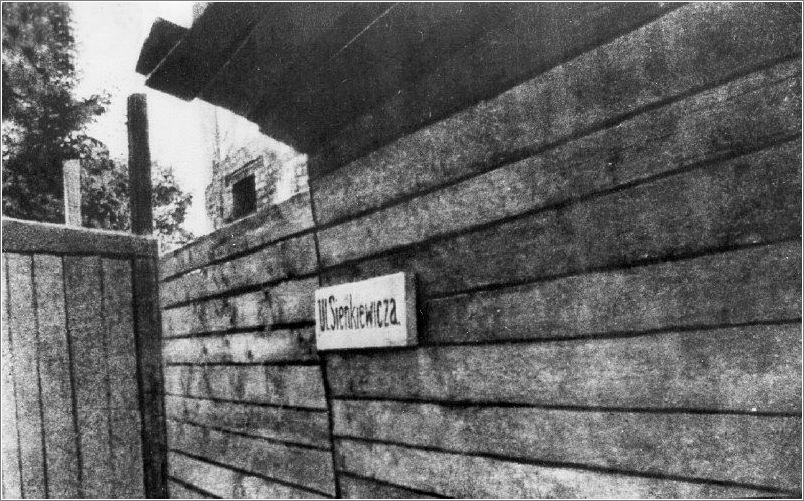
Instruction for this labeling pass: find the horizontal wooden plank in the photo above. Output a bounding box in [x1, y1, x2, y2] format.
[318, 66, 801, 266]
[164, 365, 327, 409]
[168, 479, 213, 499]
[425, 242, 800, 344]
[336, 439, 782, 498]
[166, 395, 330, 448]
[327, 323, 801, 413]
[163, 328, 316, 365]
[311, 3, 674, 177]
[168, 451, 326, 499]
[168, 421, 336, 495]
[160, 233, 316, 307]
[340, 473, 442, 499]
[322, 140, 801, 301]
[2, 218, 156, 257]
[5, 253, 46, 498]
[159, 193, 313, 280]
[311, 3, 801, 223]
[334, 400, 801, 490]
[162, 291, 264, 338]
[162, 278, 316, 337]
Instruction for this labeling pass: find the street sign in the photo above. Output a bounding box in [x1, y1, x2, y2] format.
[314, 272, 417, 350]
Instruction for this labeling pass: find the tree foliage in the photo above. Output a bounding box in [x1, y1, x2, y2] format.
[2, 2, 195, 251]
[82, 155, 194, 251]
[2, 2, 107, 222]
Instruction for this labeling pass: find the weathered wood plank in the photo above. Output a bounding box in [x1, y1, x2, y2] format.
[32, 254, 81, 498]
[264, 277, 316, 326]
[311, 3, 801, 223]
[165, 395, 330, 448]
[162, 278, 316, 337]
[312, 3, 675, 177]
[340, 472, 442, 499]
[162, 291, 264, 338]
[163, 328, 316, 365]
[327, 323, 801, 413]
[426, 242, 800, 344]
[102, 259, 140, 411]
[1, 254, 23, 499]
[318, 72, 801, 266]
[109, 409, 145, 498]
[64, 255, 113, 498]
[168, 451, 326, 499]
[164, 365, 327, 409]
[1, 218, 157, 257]
[160, 233, 316, 307]
[335, 439, 782, 498]
[334, 400, 801, 490]
[168, 479, 214, 499]
[132, 257, 168, 498]
[6, 254, 47, 498]
[169, 421, 336, 495]
[159, 193, 313, 280]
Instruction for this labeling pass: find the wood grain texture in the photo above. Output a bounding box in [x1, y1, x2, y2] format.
[312, 3, 674, 177]
[1, 254, 22, 499]
[165, 395, 330, 448]
[327, 323, 801, 413]
[160, 233, 316, 307]
[334, 400, 801, 489]
[159, 193, 313, 280]
[162, 291, 264, 338]
[2, 218, 157, 257]
[340, 473, 442, 499]
[335, 439, 782, 498]
[109, 409, 145, 497]
[168, 451, 326, 499]
[163, 328, 316, 365]
[6, 253, 47, 498]
[164, 365, 327, 409]
[64, 256, 113, 498]
[162, 278, 316, 337]
[425, 242, 800, 344]
[168, 421, 336, 495]
[311, 3, 801, 224]
[32, 254, 81, 498]
[132, 257, 168, 498]
[318, 74, 801, 267]
[168, 479, 214, 499]
[102, 259, 140, 411]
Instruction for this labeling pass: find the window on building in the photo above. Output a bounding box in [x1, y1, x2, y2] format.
[232, 174, 256, 219]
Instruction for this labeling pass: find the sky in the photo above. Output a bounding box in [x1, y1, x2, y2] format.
[69, 2, 213, 235]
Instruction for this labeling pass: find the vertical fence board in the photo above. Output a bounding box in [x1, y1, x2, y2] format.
[33, 254, 81, 498]
[133, 257, 168, 498]
[1, 254, 23, 499]
[64, 256, 113, 499]
[5, 254, 46, 498]
[102, 258, 146, 498]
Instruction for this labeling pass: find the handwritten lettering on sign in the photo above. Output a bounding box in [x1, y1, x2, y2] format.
[315, 272, 417, 350]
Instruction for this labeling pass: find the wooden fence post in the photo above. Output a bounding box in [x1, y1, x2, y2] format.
[63, 159, 82, 227]
[127, 94, 153, 235]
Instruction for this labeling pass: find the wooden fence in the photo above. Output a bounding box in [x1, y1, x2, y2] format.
[1, 218, 166, 498]
[155, 3, 801, 498]
[158, 194, 335, 498]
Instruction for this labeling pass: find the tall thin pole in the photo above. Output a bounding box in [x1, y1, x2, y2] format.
[127, 94, 153, 235]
